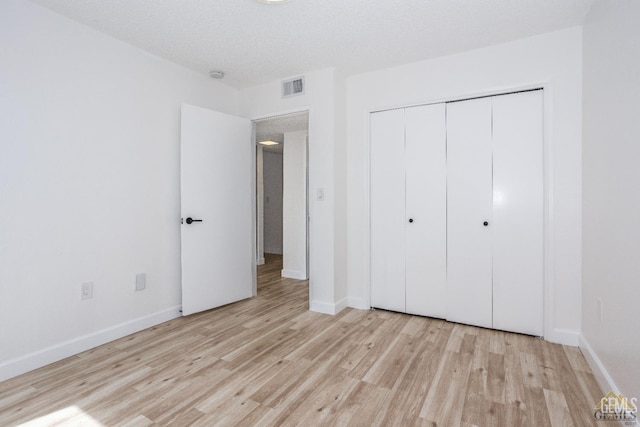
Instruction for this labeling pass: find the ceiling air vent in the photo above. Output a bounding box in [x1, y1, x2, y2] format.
[282, 76, 305, 98]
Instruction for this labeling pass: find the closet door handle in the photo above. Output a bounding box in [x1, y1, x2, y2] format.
[409, 218, 414, 223]
[483, 221, 489, 226]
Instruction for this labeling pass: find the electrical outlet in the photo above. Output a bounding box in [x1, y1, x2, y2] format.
[135, 273, 146, 291]
[81, 282, 93, 300]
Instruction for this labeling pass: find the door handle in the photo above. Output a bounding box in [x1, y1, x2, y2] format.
[185, 217, 203, 225]
[483, 221, 489, 226]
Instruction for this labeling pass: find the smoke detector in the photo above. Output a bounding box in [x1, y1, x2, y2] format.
[209, 70, 224, 79]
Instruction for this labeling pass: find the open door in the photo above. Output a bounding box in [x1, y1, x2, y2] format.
[180, 104, 254, 316]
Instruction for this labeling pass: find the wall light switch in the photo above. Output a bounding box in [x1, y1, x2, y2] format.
[316, 188, 325, 201]
[135, 273, 146, 291]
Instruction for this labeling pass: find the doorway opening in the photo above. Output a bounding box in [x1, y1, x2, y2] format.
[254, 111, 310, 286]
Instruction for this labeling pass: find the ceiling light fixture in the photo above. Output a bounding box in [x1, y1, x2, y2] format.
[258, 140, 280, 146]
[209, 70, 224, 79]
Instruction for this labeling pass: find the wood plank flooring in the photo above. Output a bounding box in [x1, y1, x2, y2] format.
[0, 253, 603, 426]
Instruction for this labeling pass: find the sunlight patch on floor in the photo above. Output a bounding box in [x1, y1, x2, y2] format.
[18, 405, 103, 426]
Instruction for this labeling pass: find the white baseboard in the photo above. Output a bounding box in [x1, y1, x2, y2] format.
[257, 257, 265, 266]
[0, 305, 182, 382]
[579, 334, 618, 394]
[347, 297, 368, 310]
[264, 248, 282, 255]
[335, 297, 348, 313]
[545, 328, 580, 346]
[310, 298, 348, 315]
[281, 269, 307, 280]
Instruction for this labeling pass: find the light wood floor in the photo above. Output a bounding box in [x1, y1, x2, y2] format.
[0, 253, 602, 426]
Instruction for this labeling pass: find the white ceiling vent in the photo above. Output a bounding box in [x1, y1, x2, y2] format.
[282, 76, 305, 98]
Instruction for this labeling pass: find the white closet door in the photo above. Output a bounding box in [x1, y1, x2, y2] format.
[492, 91, 544, 336]
[370, 109, 406, 312]
[446, 98, 493, 329]
[405, 104, 447, 318]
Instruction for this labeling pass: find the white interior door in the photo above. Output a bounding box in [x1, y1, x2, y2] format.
[492, 91, 544, 335]
[180, 104, 254, 316]
[446, 98, 493, 329]
[405, 104, 447, 318]
[370, 108, 406, 312]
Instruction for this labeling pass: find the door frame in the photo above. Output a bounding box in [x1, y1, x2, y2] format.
[251, 123, 258, 296]
[365, 83, 555, 339]
[252, 108, 311, 286]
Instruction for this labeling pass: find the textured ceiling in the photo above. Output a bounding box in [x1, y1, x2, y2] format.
[29, 0, 594, 88]
[256, 112, 308, 153]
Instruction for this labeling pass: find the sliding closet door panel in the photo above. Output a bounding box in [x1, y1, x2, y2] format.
[446, 98, 493, 329]
[492, 91, 544, 336]
[370, 109, 406, 312]
[405, 104, 447, 318]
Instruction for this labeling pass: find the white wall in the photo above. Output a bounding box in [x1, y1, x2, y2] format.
[282, 131, 308, 279]
[346, 27, 584, 346]
[581, 0, 640, 398]
[333, 71, 348, 306]
[263, 151, 283, 255]
[239, 68, 347, 314]
[0, 0, 238, 381]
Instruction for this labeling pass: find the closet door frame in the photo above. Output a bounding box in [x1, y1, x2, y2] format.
[366, 85, 553, 340]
